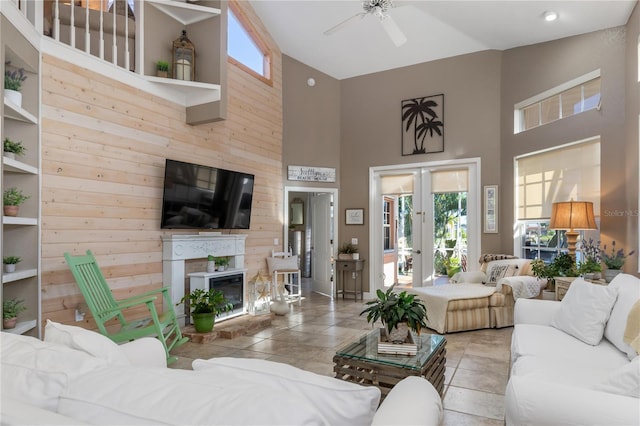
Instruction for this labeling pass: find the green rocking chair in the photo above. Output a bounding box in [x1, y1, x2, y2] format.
[64, 250, 188, 364]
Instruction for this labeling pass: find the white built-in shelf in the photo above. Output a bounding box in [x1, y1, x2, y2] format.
[3, 268, 38, 284]
[3, 157, 38, 174]
[4, 319, 37, 335]
[3, 98, 37, 124]
[3, 217, 38, 226]
[147, 0, 220, 25]
[145, 75, 221, 93]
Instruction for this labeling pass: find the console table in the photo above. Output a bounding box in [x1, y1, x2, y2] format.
[336, 259, 365, 301]
[555, 276, 608, 301]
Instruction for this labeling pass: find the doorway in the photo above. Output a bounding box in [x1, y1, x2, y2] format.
[369, 159, 481, 292]
[283, 187, 338, 298]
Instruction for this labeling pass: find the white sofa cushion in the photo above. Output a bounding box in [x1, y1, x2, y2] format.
[511, 324, 629, 368]
[511, 355, 615, 388]
[44, 320, 130, 366]
[551, 279, 617, 345]
[593, 356, 640, 398]
[1, 332, 109, 411]
[605, 274, 640, 360]
[371, 376, 442, 426]
[193, 357, 380, 426]
[58, 366, 327, 425]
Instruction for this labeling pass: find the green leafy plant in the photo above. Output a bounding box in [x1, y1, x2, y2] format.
[4, 67, 27, 91]
[3, 256, 21, 265]
[531, 253, 578, 281]
[601, 241, 635, 270]
[213, 256, 230, 267]
[578, 258, 602, 274]
[338, 242, 358, 254]
[178, 288, 232, 315]
[444, 256, 461, 277]
[3, 298, 26, 319]
[207, 254, 215, 261]
[3, 138, 26, 155]
[156, 60, 169, 72]
[3, 187, 30, 206]
[360, 286, 428, 335]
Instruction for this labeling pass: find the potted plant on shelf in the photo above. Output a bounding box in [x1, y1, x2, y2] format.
[207, 254, 215, 273]
[156, 60, 170, 78]
[531, 252, 578, 292]
[178, 288, 232, 333]
[578, 237, 602, 280]
[4, 65, 27, 107]
[360, 286, 428, 344]
[3, 187, 30, 217]
[3, 138, 26, 160]
[3, 298, 26, 329]
[601, 241, 635, 283]
[338, 242, 359, 260]
[214, 256, 230, 271]
[3, 256, 21, 273]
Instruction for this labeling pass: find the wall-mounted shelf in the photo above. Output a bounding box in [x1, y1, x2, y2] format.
[147, 0, 220, 25]
[3, 157, 38, 174]
[3, 268, 38, 284]
[3, 217, 38, 226]
[4, 319, 37, 335]
[3, 98, 37, 123]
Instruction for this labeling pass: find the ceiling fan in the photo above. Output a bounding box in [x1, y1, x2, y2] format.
[324, 0, 407, 47]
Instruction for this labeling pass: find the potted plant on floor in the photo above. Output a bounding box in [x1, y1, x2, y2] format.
[3, 298, 26, 329]
[3, 187, 30, 217]
[3, 256, 21, 273]
[178, 288, 232, 333]
[4, 65, 27, 107]
[3, 137, 26, 160]
[360, 285, 428, 344]
[601, 241, 635, 282]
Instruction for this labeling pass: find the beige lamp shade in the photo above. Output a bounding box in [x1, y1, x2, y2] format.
[549, 201, 597, 231]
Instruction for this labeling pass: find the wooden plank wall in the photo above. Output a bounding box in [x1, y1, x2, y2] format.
[40, 1, 283, 328]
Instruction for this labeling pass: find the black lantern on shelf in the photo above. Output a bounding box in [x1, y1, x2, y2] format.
[172, 30, 195, 81]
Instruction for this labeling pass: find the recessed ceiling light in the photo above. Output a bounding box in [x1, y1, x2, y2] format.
[544, 11, 558, 22]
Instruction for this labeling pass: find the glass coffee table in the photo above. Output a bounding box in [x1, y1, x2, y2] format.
[333, 329, 446, 399]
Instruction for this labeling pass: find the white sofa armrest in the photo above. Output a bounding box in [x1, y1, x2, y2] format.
[506, 376, 640, 426]
[513, 298, 561, 326]
[450, 271, 486, 283]
[119, 338, 167, 368]
[1, 395, 88, 425]
[372, 377, 442, 426]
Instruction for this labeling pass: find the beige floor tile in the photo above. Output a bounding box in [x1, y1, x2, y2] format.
[464, 342, 511, 362]
[442, 409, 505, 426]
[450, 367, 509, 395]
[458, 353, 510, 375]
[443, 386, 505, 420]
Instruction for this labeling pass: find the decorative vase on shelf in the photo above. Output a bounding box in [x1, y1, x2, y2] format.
[4, 89, 22, 108]
[3, 206, 19, 217]
[207, 261, 215, 273]
[604, 269, 622, 283]
[4, 264, 16, 273]
[3, 317, 17, 329]
[4, 152, 15, 160]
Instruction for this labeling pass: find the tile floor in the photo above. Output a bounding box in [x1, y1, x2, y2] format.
[170, 280, 511, 425]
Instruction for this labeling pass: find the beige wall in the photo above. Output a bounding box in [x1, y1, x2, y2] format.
[41, 1, 284, 327]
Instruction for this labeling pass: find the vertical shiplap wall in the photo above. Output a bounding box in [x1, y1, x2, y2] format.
[40, 2, 283, 327]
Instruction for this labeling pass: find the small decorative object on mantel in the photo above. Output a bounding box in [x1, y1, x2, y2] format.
[360, 285, 428, 354]
[156, 60, 170, 78]
[173, 30, 195, 81]
[206, 254, 215, 273]
[401, 94, 444, 156]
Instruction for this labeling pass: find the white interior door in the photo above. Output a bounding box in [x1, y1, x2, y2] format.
[311, 193, 334, 296]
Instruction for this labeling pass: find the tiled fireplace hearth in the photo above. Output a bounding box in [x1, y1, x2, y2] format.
[162, 234, 247, 319]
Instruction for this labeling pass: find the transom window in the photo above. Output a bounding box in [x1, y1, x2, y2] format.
[515, 71, 601, 133]
[228, 1, 272, 85]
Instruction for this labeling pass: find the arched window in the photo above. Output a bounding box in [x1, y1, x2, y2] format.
[228, 1, 272, 85]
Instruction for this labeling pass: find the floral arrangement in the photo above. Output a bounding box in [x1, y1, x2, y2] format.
[4, 67, 27, 91]
[601, 241, 635, 270]
[578, 238, 602, 274]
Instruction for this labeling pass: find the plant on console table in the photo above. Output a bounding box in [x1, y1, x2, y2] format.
[360, 285, 428, 344]
[601, 241, 635, 283]
[338, 242, 359, 260]
[178, 288, 232, 333]
[531, 253, 578, 291]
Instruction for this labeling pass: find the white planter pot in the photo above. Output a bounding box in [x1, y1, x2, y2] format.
[4, 264, 16, 273]
[4, 89, 22, 108]
[207, 261, 216, 273]
[352, 253, 359, 260]
[4, 152, 15, 160]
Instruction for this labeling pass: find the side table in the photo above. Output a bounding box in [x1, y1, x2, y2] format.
[555, 276, 608, 301]
[336, 259, 365, 301]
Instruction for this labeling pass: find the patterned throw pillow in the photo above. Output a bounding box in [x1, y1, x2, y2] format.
[485, 264, 519, 285]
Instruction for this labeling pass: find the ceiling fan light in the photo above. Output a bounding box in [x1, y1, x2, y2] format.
[544, 11, 558, 22]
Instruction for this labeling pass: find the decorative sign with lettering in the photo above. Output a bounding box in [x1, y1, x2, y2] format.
[288, 166, 336, 182]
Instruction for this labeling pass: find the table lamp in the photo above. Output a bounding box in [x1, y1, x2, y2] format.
[549, 201, 597, 259]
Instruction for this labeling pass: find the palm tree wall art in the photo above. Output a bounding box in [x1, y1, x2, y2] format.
[401, 94, 444, 156]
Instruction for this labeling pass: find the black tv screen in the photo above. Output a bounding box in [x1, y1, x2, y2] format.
[161, 159, 255, 229]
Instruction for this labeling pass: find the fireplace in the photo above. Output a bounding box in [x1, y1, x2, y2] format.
[209, 274, 244, 318]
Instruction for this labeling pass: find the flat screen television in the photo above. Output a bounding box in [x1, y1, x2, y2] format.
[161, 159, 255, 229]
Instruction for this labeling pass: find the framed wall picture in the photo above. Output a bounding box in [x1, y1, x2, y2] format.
[401, 94, 445, 156]
[484, 185, 498, 233]
[345, 208, 364, 225]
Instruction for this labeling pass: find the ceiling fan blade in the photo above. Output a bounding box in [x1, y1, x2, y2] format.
[380, 15, 407, 46]
[324, 13, 367, 36]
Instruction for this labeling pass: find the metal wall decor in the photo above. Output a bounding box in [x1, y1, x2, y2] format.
[401, 94, 444, 156]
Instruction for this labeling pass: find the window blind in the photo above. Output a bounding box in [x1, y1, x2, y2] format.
[431, 169, 469, 193]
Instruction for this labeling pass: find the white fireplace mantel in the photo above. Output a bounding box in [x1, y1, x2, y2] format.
[162, 233, 247, 316]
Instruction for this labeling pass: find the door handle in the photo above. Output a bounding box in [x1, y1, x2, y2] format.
[414, 250, 421, 254]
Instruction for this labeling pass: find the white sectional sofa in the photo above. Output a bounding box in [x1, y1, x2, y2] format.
[506, 273, 640, 425]
[1, 320, 443, 425]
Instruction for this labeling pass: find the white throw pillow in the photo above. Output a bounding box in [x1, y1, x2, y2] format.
[592, 356, 640, 398]
[192, 357, 380, 425]
[604, 274, 640, 360]
[44, 320, 130, 366]
[551, 279, 617, 345]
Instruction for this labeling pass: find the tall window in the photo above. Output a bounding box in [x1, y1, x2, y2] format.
[383, 198, 394, 251]
[228, 1, 272, 85]
[515, 138, 601, 262]
[515, 71, 601, 133]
